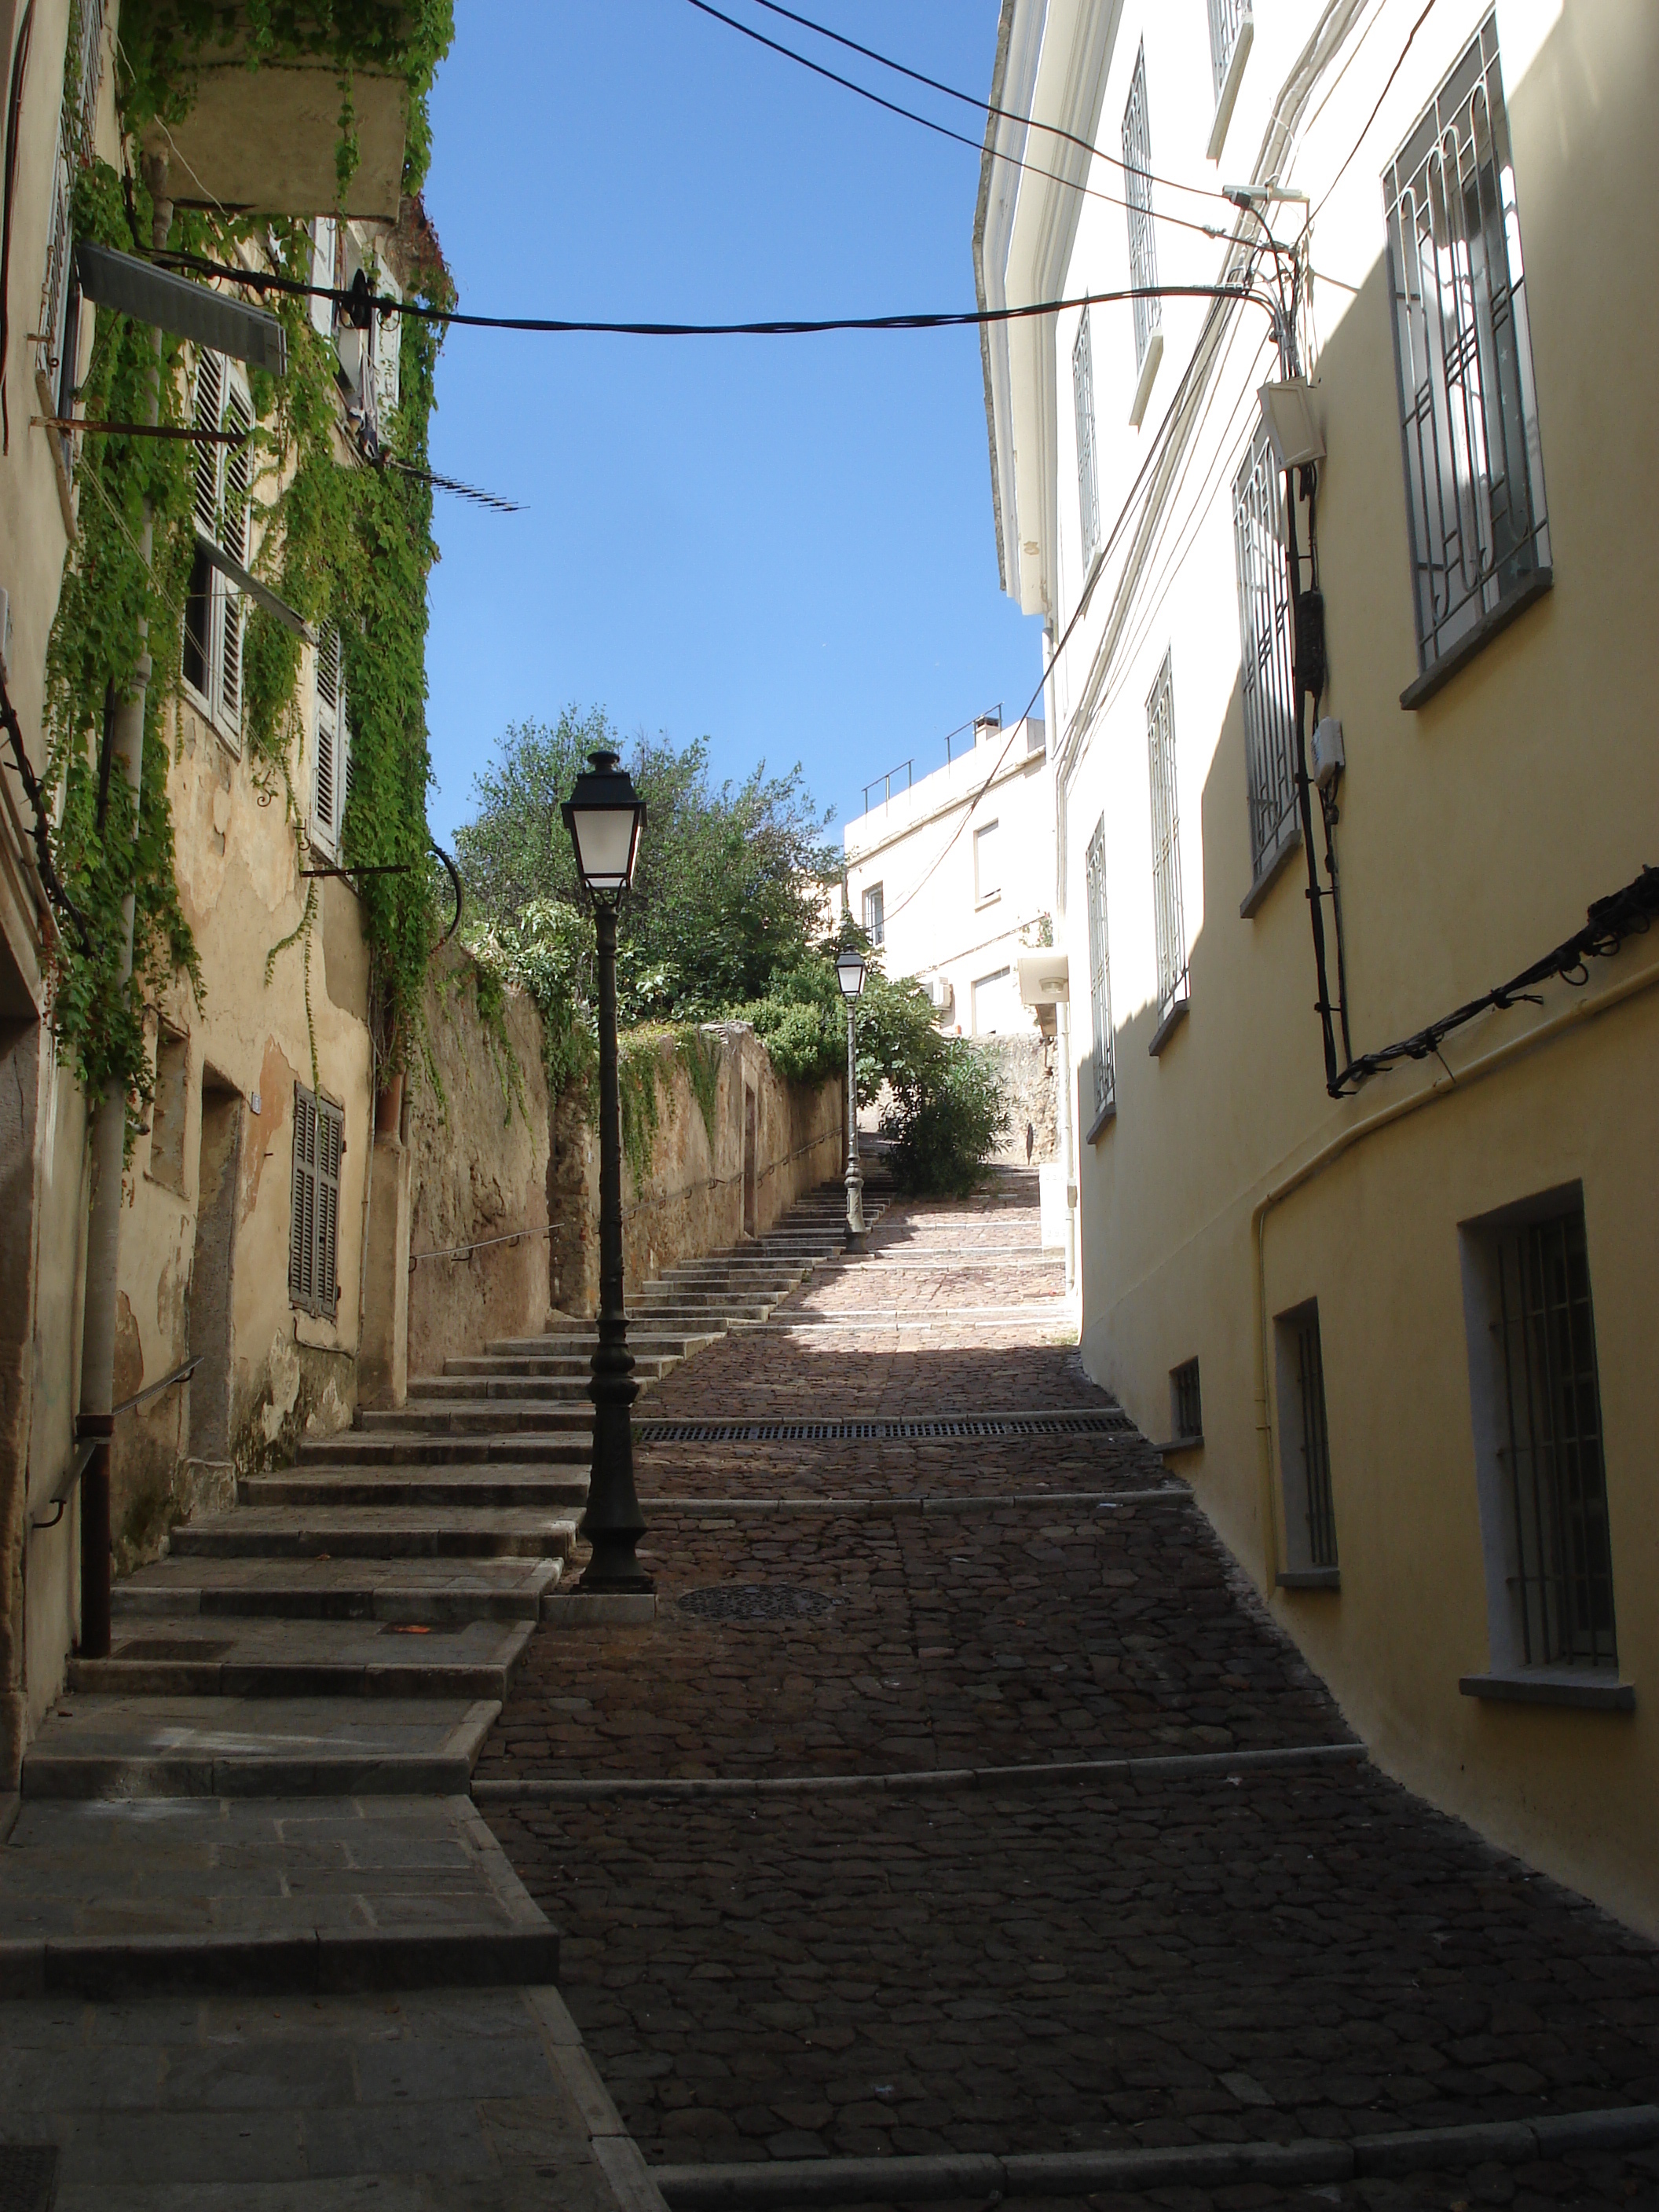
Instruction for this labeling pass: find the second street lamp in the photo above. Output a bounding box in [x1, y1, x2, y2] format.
[562, 749, 651, 1591]
[836, 943, 867, 1253]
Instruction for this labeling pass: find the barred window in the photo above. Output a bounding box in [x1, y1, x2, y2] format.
[1171, 1358, 1202, 1442]
[1233, 420, 1298, 881]
[1488, 1200, 1614, 1669]
[862, 883, 884, 948]
[1121, 46, 1159, 373]
[1384, 14, 1549, 689]
[1084, 818, 1115, 1121]
[1072, 314, 1100, 568]
[1276, 1302, 1338, 1574]
[289, 1086, 343, 1320]
[1145, 651, 1187, 1020]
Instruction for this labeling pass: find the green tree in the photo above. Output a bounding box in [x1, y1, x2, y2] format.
[455, 709, 840, 1025]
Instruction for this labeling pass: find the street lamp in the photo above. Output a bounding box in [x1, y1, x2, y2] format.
[562, 749, 651, 1591]
[835, 943, 867, 1253]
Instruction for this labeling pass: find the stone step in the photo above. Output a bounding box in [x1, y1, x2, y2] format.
[20, 1695, 501, 1799]
[441, 1352, 677, 1379]
[167, 1507, 577, 1561]
[488, 1330, 720, 1358]
[113, 1555, 562, 1624]
[297, 1431, 590, 1467]
[357, 1402, 592, 1435]
[68, 1617, 534, 1701]
[241, 1468, 588, 1510]
[627, 1299, 774, 1320]
[408, 1374, 595, 1402]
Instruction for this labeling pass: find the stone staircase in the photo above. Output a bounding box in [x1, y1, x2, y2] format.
[22, 1170, 888, 1804]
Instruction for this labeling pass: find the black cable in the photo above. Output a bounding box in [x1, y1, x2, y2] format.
[737, 0, 1230, 209]
[1313, 0, 1438, 220]
[680, 0, 1225, 245]
[0, 663, 92, 950]
[1, 2, 37, 454]
[151, 248, 1262, 339]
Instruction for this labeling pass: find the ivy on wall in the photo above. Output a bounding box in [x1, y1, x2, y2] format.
[40, 9, 453, 1117]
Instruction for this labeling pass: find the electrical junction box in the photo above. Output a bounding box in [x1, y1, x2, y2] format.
[1312, 716, 1346, 791]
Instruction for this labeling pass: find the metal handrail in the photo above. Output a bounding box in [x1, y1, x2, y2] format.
[112, 1354, 203, 1419]
[31, 1438, 98, 1532]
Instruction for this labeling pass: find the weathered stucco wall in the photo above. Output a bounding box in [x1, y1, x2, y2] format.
[405, 952, 554, 1389]
[403, 984, 843, 1377]
[983, 1034, 1058, 1166]
[555, 1024, 845, 1319]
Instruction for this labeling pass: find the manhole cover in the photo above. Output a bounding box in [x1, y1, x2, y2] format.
[0, 2145, 57, 2212]
[676, 1584, 835, 1623]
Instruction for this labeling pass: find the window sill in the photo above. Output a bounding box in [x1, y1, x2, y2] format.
[1085, 1098, 1116, 1145]
[1277, 1567, 1340, 1591]
[1129, 329, 1164, 430]
[1148, 996, 1189, 1057]
[1239, 821, 1302, 918]
[1159, 1432, 1203, 1457]
[294, 1310, 347, 1351]
[1460, 1668, 1633, 1713]
[975, 892, 1002, 911]
[1400, 566, 1554, 709]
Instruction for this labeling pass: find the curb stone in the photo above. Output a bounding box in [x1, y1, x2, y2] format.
[650, 2103, 1659, 2207]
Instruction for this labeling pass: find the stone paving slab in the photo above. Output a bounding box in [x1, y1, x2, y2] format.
[0, 1796, 558, 1994]
[167, 1507, 578, 1560]
[474, 1495, 1341, 1782]
[0, 1982, 658, 2210]
[114, 1555, 563, 1624]
[68, 1617, 534, 1699]
[23, 1697, 501, 1798]
[637, 1342, 1102, 1424]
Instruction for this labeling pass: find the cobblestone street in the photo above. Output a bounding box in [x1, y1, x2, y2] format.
[480, 1174, 1659, 2211]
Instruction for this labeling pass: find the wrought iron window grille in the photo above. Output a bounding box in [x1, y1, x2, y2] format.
[1171, 1359, 1203, 1441]
[1207, 0, 1250, 104]
[1073, 313, 1101, 568]
[1491, 1203, 1616, 1670]
[1145, 650, 1188, 1020]
[1383, 13, 1550, 683]
[1085, 817, 1115, 1119]
[1121, 46, 1159, 372]
[1232, 421, 1299, 882]
[1293, 1312, 1338, 1570]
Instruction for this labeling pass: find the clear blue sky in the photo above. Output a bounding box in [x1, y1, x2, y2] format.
[419, 1, 1042, 848]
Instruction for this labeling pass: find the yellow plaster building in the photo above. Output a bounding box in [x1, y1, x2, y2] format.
[976, 0, 1659, 1932]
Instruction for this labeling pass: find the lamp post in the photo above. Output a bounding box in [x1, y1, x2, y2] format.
[835, 943, 867, 1253]
[562, 749, 651, 1591]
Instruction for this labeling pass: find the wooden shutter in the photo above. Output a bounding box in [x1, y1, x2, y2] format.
[316, 1098, 343, 1317]
[288, 1086, 318, 1310]
[313, 628, 340, 849]
[192, 353, 223, 536]
[218, 381, 253, 731]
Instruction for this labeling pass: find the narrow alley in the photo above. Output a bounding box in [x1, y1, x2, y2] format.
[479, 1172, 1659, 2212]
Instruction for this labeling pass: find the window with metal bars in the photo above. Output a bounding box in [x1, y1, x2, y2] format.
[1121, 46, 1159, 373]
[1276, 1302, 1338, 1573]
[862, 883, 884, 947]
[35, 0, 107, 441]
[288, 1085, 343, 1319]
[312, 628, 351, 855]
[1072, 313, 1100, 568]
[1145, 651, 1188, 1021]
[1232, 421, 1299, 884]
[1085, 817, 1115, 1123]
[1207, 0, 1251, 103]
[181, 351, 254, 746]
[1480, 1199, 1616, 1670]
[1171, 1358, 1202, 1441]
[1383, 15, 1550, 690]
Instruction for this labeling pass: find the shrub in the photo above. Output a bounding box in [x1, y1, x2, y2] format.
[881, 1038, 1009, 1197]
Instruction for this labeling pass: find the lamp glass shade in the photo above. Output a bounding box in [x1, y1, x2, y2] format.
[835, 947, 867, 1000]
[562, 749, 646, 893]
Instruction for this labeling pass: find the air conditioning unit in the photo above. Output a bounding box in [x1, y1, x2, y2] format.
[925, 976, 954, 1016]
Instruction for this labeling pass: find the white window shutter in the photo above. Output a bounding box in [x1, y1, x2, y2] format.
[309, 219, 338, 340]
[192, 352, 224, 536]
[313, 628, 340, 851]
[217, 379, 253, 731]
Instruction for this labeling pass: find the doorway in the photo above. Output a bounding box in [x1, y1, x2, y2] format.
[742, 1087, 757, 1240]
[189, 1075, 242, 1462]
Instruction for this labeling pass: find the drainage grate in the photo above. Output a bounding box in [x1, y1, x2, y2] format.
[636, 1411, 1132, 1445]
[0, 2146, 57, 2212]
[677, 1584, 836, 1623]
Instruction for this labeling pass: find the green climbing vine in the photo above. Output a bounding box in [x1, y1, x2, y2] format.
[617, 1024, 723, 1190]
[40, 9, 454, 1119]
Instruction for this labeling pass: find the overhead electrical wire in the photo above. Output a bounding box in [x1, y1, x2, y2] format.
[152, 250, 1264, 340]
[679, 0, 1229, 244]
[729, 0, 1231, 209]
